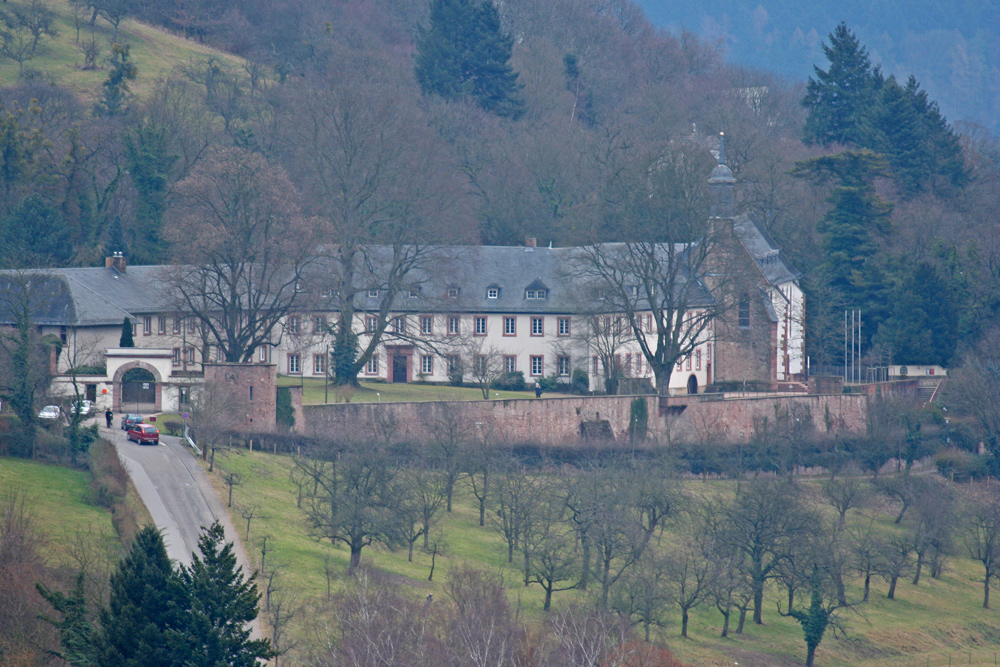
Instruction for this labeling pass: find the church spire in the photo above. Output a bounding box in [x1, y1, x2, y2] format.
[709, 132, 735, 218]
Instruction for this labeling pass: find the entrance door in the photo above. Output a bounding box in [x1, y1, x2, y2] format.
[121, 367, 156, 411]
[687, 374, 698, 395]
[391, 355, 408, 383]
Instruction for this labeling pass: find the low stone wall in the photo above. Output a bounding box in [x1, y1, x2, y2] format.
[297, 391, 870, 446]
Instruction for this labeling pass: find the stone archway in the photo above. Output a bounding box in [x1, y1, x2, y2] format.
[687, 374, 698, 395]
[113, 361, 163, 413]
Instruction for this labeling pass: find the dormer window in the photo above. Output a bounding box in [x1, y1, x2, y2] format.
[368, 288, 379, 298]
[447, 287, 460, 298]
[629, 285, 640, 297]
[408, 287, 421, 298]
[487, 287, 500, 299]
[524, 279, 549, 301]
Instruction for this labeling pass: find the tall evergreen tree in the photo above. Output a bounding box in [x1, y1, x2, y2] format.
[179, 522, 273, 667]
[37, 573, 96, 667]
[802, 22, 879, 147]
[415, 0, 524, 119]
[119, 316, 134, 347]
[94, 526, 190, 667]
[123, 120, 177, 263]
[876, 261, 958, 366]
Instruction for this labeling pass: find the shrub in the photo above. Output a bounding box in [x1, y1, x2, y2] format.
[571, 368, 589, 394]
[276, 386, 295, 431]
[936, 447, 988, 482]
[492, 371, 525, 392]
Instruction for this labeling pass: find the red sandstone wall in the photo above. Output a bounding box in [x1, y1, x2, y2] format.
[204, 363, 277, 432]
[299, 393, 868, 446]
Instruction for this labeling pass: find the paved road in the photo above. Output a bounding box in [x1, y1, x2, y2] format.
[104, 421, 255, 570]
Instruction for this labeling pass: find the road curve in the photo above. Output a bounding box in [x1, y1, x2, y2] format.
[106, 422, 263, 639]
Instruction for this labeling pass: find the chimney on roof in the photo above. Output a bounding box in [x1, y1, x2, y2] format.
[105, 251, 127, 273]
[525, 237, 537, 248]
[708, 132, 736, 220]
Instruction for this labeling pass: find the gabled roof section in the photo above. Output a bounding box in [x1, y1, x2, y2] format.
[525, 278, 548, 291]
[733, 215, 800, 286]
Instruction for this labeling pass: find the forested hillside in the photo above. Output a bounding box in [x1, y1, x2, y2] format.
[636, 0, 1000, 136]
[2, 0, 1000, 370]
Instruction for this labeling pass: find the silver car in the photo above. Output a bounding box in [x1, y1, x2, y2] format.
[38, 405, 61, 420]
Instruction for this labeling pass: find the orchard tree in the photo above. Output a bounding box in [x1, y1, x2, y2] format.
[415, 0, 524, 119]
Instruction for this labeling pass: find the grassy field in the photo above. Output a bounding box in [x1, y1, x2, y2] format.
[0, 455, 118, 566]
[0, 0, 241, 103]
[204, 448, 1000, 667]
[276, 376, 567, 404]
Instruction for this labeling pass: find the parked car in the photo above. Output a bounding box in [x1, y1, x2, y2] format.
[38, 405, 61, 420]
[127, 424, 159, 445]
[70, 399, 94, 416]
[121, 413, 143, 430]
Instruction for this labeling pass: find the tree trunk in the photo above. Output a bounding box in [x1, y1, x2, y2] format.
[888, 575, 898, 599]
[408, 541, 414, 562]
[720, 610, 730, 638]
[423, 526, 429, 550]
[835, 571, 847, 606]
[806, 643, 817, 667]
[863, 572, 870, 602]
[681, 608, 689, 638]
[912, 555, 923, 585]
[446, 479, 454, 512]
[478, 498, 485, 527]
[507, 541, 513, 563]
[753, 581, 765, 624]
[985, 577, 991, 609]
[578, 536, 591, 590]
[644, 621, 651, 642]
[543, 587, 552, 611]
[737, 607, 747, 634]
[349, 546, 362, 574]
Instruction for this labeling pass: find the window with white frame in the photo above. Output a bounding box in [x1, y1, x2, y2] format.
[625, 354, 632, 376]
[314, 354, 326, 375]
[447, 287, 459, 298]
[287, 315, 300, 334]
[695, 348, 702, 371]
[187, 318, 196, 333]
[525, 289, 548, 300]
[366, 316, 377, 333]
[593, 356, 599, 375]
[173, 317, 181, 334]
[530, 317, 543, 336]
[217, 347, 225, 362]
[530, 355, 543, 376]
[409, 287, 421, 298]
[143, 317, 151, 335]
[474, 316, 487, 335]
[158, 317, 166, 334]
[420, 316, 433, 335]
[185, 347, 195, 363]
[503, 317, 516, 336]
[447, 355, 461, 374]
[557, 356, 570, 376]
[557, 317, 571, 336]
[475, 355, 487, 374]
[686, 356, 692, 371]
[258, 346, 268, 362]
[393, 316, 406, 333]
[487, 287, 499, 299]
[421, 355, 433, 375]
[366, 354, 379, 374]
[504, 355, 517, 373]
[172, 348, 180, 365]
[448, 316, 460, 335]
[314, 316, 326, 333]
[288, 354, 301, 374]
[368, 288, 379, 298]
[131, 323, 137, 337]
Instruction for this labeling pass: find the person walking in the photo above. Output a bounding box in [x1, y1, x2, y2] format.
[105, 408, 113, 428]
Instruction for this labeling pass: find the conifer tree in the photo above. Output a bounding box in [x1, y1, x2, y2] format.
[802, 22, 878, 147]
[179, 521, 273, 667]
[94, 526, 190, 667]
[415, 0, 524, 119]
[37, 573, 95, 667]
[119, 316, 134, 347]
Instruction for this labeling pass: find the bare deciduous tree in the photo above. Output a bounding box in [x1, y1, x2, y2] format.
[165, 147, 320, 363]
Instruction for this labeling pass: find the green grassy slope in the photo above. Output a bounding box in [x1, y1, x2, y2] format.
[276, 376, 568, 404]
[0, 0, 240, 103]
[208, 449, 1000, 667]
[0, 455, 117, 565]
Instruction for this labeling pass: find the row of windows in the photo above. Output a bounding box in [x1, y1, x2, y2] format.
[140, 316, 198, 336]
[284, 352, 574, 378]
[365, 315, 573, 337]
[356, 286, 550, 301]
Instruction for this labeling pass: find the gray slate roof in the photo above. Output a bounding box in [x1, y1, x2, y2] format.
[733, 215, 800, 286]
[0, 265, 172, 327]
